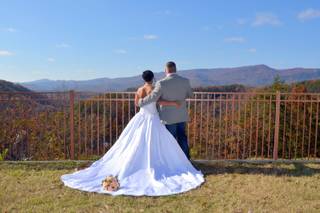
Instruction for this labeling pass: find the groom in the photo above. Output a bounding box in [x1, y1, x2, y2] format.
[138, 61, 193, 159]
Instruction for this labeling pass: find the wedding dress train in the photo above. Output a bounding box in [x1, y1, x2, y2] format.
[61, 102, 204, 196]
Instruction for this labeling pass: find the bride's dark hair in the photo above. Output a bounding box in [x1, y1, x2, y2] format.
[142, 70, 154, 83]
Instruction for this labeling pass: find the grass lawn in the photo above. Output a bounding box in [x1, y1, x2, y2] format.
[1, 161, 320, 213]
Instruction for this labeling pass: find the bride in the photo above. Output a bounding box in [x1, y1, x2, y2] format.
[61, 70, 204, 196]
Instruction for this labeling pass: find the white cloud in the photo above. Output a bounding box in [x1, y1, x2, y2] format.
[201, 26, 211, 31]
[143, 34, 158, 40]
[56, 43, 71, 48]
[224, 37, 246, 43]
[201, 25, 223, 31]
[163, 10, 172, 15]
[47, 57, 55, 62]
[248, 48, 257, 53]
[157, 9, 172, 15]
[236, 18, 247, 25]
[0, 50, 14, 56]
[252, 13, 282, 26]
[2, 27, 18, 32]
[114, 49, 127, 54]
[216, 25, 223, 30]
[298, 8, 320, 21]
[155, 9, 178, 16]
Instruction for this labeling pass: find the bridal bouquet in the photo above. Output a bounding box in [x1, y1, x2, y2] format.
[102, 175, 120, 192]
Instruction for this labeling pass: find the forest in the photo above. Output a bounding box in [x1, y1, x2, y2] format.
[1, 77, 320, 160]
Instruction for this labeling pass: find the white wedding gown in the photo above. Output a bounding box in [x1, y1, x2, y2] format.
[61, 102, 204, 196]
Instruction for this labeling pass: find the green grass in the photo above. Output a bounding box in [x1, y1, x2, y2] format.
[1, 161, 320, 213]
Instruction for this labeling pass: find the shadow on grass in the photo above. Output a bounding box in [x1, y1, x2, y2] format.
[195, 161, 320, 177]
[1, 160, 320, 177]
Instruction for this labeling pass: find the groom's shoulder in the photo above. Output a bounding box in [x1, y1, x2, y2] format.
[176, 75, 190, 84]
[159, 74, 190, 84]
[154, 78, 166, 88]
[180, 75, 190, 81]
[157, 75, 172, 83]
[156, 78, 166, 85]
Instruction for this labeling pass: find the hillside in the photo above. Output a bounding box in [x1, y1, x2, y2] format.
[20, 65, 320, 92]
[0, 80, 31, 92]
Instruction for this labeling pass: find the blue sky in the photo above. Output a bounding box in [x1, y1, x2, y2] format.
[1, 0, 320, 82]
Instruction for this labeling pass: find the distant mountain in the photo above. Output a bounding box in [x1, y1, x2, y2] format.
[20, 65, 320, 92]
[0, 80, 31, 92]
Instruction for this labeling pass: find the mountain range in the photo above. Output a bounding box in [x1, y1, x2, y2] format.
[19, 65, 320, 92]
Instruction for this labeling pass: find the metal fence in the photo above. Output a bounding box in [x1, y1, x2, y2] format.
[0, 91, 319, 160]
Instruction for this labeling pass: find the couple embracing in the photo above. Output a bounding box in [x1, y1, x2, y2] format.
[61, 61, 204, 196]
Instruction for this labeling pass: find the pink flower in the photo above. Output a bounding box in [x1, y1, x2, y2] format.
[102, 176, 120, 192]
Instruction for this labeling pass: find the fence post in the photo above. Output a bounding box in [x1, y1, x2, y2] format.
[273, 91, 281, 160]
[69, 90, 75, 160]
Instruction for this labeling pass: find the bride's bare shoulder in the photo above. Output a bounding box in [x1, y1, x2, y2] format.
[136, 86, 146, 98]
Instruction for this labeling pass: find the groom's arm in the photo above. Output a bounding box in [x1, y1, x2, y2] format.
[138, 81, 162, 107]
[186, 79, 194, 98]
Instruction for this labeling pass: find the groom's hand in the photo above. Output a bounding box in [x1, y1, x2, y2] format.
[175, 101, 182, 108]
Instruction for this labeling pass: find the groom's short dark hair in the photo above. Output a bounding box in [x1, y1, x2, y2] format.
[166, 61, 176, 73]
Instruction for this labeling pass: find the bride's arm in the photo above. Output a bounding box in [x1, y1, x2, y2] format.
[135, 88, 145, 107]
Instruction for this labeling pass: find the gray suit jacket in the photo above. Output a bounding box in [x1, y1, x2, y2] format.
[138, 73, 193, 124]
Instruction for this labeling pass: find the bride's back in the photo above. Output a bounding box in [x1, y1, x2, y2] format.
[136, 84, 158, 114]
[138, 84, 153, 99]
[135, 70, 157, 113]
